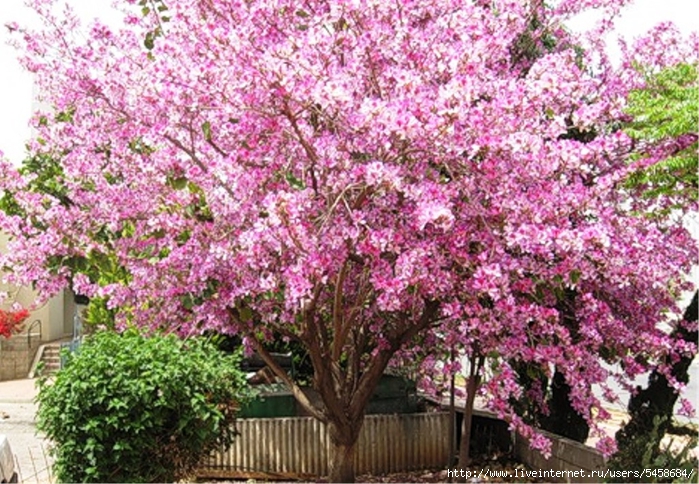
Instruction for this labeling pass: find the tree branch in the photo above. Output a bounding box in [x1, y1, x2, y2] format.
[282, 102, 319, 196]
[348, 299, 440, 418]
[247, 331, 328, 422]
[163, 133, 237, 200]
[331, 260, 350, 361]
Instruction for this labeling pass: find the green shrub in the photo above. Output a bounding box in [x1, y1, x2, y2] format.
[606, 416, 698, 483]
[36, 330, 250, 483]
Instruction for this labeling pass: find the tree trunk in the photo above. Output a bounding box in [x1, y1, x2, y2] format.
[328, 421, 361, 483]
[457, 375, 478, 468]
[457, 356, 484, 470]
[540, 289, 590, 443]
[542, 370, 589, 443]
[616, 291, 698, 453]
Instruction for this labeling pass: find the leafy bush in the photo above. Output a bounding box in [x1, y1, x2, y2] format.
[606, 416, 698, 483]
[36, 330, 250, 483]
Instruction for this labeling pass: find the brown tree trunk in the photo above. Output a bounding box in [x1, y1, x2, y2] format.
[328, 422, 361, 483]
[542, 370, 589, 443]
[457, 355, 484, 470]
[616, 291, 698, 453]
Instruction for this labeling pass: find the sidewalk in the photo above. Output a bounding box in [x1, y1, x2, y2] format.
[0, 378, 53, 484]
[0, 378, 39, 404]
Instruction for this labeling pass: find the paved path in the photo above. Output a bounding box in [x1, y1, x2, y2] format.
[0, 379, 53, 484]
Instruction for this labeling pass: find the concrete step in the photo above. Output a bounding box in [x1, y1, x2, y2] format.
[27, 339, 74, 378]
[37, 344, 65, 376]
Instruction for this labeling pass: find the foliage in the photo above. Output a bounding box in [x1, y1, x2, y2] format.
[1, 1, 697, 481]
[0, 153, 70, 217]
[35, 331, 250, 483]
[0, 153, 128, 330]
[606, 416, 698, 483]
[624, 63, 698, 208]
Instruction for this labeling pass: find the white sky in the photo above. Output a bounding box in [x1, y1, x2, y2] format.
[0, 0, 698, 165]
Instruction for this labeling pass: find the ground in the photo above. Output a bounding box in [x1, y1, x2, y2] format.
[0, 379, 53, 483]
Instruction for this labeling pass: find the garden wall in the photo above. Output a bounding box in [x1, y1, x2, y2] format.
[514, 428, 606, 483]
[0, 333, 39, 381]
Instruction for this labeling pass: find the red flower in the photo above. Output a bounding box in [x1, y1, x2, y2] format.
[0, 308, 30, 339]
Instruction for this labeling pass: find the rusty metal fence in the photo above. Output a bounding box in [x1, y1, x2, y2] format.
[199, 412, 450, 479]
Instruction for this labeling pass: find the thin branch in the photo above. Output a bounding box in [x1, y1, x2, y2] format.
[162, 133, 236, 200]
[206, 137, 228, 157]
[282, 101, 320, 196]
[331, 260, 350, 361]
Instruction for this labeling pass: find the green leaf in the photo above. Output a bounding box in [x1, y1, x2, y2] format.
[569, 270, 581, 285]
[239, 306, 253, 322]
[144, 31, 155, 50]
[201, 120, 212, 141]
[170, 176, 187, 190]
[285, 172, 305, 189]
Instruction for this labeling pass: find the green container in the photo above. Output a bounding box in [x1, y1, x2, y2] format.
[239, 384, 297, 418]
[239, 375, 418, 418]
[366, 375, 418, 414]
[372, 375, 416, 398]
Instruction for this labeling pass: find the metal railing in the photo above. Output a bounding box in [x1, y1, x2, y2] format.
[26, 319, 42, 349]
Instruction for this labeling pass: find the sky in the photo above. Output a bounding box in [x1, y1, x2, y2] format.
[0, 0, 697, 165]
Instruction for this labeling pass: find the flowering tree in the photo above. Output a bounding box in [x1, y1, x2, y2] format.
[1, 0, 697, 480]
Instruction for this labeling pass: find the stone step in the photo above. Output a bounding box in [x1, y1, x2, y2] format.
[27, 340, 74, 378]
[37, 364, 60, 376]
[38, 344, 66, 376]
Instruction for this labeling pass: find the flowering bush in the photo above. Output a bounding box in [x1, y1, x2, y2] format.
[0, 307, 30, 338]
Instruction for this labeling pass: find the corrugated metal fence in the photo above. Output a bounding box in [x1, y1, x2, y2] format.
[199, 412, 450, 479]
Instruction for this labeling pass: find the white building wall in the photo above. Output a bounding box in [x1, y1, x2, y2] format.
[0, 231, 70, 342]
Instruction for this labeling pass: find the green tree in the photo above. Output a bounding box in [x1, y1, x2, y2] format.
[624, 63, 698, 207]
[0, 152, 127, 329]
